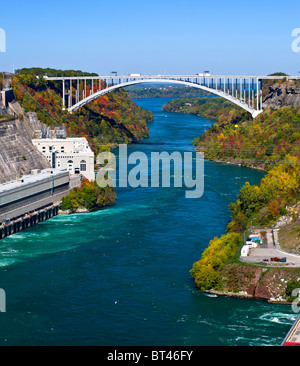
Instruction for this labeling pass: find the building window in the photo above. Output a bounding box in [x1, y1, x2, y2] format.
[80, 160, 87, 172]
[61, 146, 65, 153]
[67, 160, 74, 172]
[56, 159, 61, 168]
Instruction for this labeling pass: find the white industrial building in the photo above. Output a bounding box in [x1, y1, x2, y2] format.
[0, 168, 71, 222]
[32, 137, 95, 181]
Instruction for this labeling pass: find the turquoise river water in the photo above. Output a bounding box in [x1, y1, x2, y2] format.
[0, 98, 297, 346]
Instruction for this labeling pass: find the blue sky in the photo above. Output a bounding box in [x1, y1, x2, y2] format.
[1, 0, 300, 76]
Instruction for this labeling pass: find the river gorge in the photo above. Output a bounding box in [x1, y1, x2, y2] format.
[0, 97, 297, 346]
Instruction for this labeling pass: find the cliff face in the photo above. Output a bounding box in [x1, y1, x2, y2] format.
[215, 263, 298, 303]
[263, 80, 300, 109]
[0, 117, 50, 183]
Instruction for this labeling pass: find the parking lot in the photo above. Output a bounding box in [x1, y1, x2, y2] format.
[240, 229, 300, 267]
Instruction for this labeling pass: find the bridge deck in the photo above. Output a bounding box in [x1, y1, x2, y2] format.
[44, 74, 300, 81]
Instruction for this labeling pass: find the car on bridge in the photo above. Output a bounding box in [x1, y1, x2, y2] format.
[196, 71, 211, 76]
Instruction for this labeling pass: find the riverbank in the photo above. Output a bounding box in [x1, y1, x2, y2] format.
[203, 263, 300, 304]
[192, 167, 300, 304]
[166, 97, 300, 304]
[199, 155, 267, 172]
[192, 172, 300, 304]
[164, 96, 300, 171]
[199, 221, 300, 304]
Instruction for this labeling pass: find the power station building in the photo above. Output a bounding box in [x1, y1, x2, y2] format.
[0, 168, 82, 239]
[32, 137, 95, 181]
[0, 168, 71, 222]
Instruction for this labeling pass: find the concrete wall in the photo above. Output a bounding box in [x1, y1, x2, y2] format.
[0, 118, 50, 184]
[69, 175, 81, 189]
[0, 204, 61, 240]
[1, 89, 14, 107]
[0, 190, 69, 223]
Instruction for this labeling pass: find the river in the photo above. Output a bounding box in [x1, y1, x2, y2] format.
[0, 98, 297, 346]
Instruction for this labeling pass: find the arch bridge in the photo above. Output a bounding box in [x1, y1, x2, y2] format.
[43, 74, 298, 119]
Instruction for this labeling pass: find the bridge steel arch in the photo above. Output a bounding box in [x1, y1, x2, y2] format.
[67, 78, 262, 118]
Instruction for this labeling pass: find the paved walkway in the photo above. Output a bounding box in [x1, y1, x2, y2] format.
[240, 229, 300, 267]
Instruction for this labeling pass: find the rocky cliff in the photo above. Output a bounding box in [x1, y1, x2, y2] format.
[212, 263, 300, 304]
[263, 79, 300, 109]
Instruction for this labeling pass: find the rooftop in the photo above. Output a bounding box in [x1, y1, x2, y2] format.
[0, 168, 69, 195]
[33, 137, 94, 154]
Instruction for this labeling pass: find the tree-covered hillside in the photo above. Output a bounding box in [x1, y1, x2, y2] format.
[12, 68, 153, 155]
[125, 84, 211, 98]
[164, 97, 300, 171]
[165, 94, 300, 299]
[163, 96, 250, 121]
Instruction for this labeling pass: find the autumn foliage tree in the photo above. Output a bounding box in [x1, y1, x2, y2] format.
[190, 233, 242, 291]
[60, 178, 116, 212]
